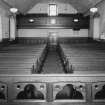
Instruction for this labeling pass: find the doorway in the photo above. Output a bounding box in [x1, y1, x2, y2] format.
[48, 31, 58, 45]
[48, 31, 58, 51]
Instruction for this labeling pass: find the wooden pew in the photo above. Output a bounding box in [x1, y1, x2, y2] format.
[59, 43, 105, 74]
[0, 44, 47, 74]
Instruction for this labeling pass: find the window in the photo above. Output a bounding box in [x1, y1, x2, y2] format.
[48, 4, 57, 16]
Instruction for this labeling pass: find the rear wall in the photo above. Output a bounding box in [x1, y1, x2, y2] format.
[17, 2, 89, 38]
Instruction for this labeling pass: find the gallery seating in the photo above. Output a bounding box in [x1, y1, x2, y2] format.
[0, 44, 47, 74]
[59, 43, 105, 74]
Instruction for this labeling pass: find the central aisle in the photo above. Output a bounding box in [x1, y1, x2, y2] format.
[42, 46, 64, 74]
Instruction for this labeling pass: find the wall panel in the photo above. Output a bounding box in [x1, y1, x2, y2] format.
[18, 29, 88, 38]
[17, 14, 89, 29]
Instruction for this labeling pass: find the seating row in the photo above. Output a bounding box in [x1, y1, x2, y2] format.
[18, 38, 48, 45]
[0, 44, 47, 74]
[59, 43, 105, 74]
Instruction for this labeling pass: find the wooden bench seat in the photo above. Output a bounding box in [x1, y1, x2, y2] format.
[0, 53, 42, 56]
[68, 58, 105, 61]
[0, 63, 33, 68]
[73, 70, 105, 74]
[73, 66, 105, 71]
[0, 68, 32, 74]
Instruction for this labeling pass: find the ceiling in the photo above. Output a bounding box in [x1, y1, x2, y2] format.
[1, 0, 104, 14]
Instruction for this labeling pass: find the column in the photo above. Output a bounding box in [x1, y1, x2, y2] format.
[93, 14, 100, 40]
[10, 15, 16, 40]
[0, 15, 2, 42]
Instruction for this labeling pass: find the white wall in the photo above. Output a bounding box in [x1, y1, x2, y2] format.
[28, 2, 77, 14]
[2, 14, 9, 39]
[18, 29, 88, 38]
[98, 1, 105, 34]
[0, 16, 2, 41]
[89, 1, 105, 39]
[0, 6, 11, 40]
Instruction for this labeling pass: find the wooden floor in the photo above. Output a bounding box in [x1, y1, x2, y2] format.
[42, 46, 64, 74]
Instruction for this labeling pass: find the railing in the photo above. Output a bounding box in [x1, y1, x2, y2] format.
[0, 74, 105, 105]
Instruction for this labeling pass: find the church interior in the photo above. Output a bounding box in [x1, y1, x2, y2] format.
[0, 0, 105, 105]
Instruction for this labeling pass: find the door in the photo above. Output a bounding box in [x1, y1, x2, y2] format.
[48, 31, 58, 46]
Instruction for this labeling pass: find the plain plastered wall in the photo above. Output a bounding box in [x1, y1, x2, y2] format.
[89, 1, 105, 38]
[28, 2, 77, 14]
[0, 6, 11, 39]
[18, 29, 88, 38]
